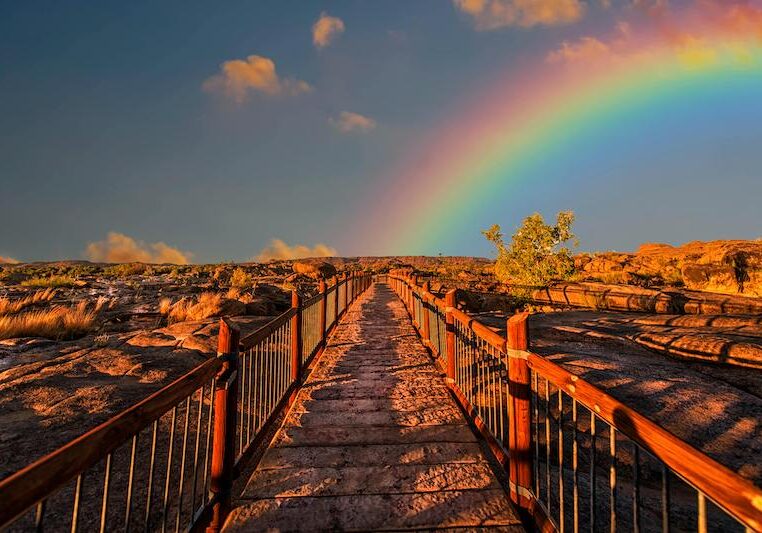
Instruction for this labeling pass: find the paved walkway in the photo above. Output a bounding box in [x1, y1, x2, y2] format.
[224, 283, 523, 531]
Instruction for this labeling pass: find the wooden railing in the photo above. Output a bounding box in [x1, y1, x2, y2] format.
[0, 272, 372, 532]
[388, 272, 762, 533]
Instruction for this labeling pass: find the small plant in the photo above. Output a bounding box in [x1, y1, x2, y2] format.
[483, 211, 578, 297]
[168, 292, 224, 323]
[0, 298, 106, 340]
[230, 267, 253, 289]
[158, 297, 173, 315]
[20, 275, 77, 288]
[0, 288, 57, 315]
[103, 263, 148, 277]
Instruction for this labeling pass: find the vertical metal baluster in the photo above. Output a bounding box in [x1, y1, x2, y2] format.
[610, 426, 617, 533]
[189, 387, 204, 519]
[498, 346, 505, 446]
[632, 445, 640, 533]
[70, 474, 83, 533]
[256, 346, 263, 430]
[661, 464, 670, 533]
[533, 372, 540, 498]
[573, 399, 579, 533]
[99, 453, 113, 533]
[161, 407, 177, 533]
[545, 380, 551, 514]
[248, 348, 254, 443]
[697, 493, 707, 533]
[144, 420, 159, 532]
[35, 500, 46, 532]
[125, 434, 139, 532]
[175, 397, 191, 533]
[590, 413, 596, 532]
[238, 351, 245, 455]
[558, 390, 565, 532]
[202, 380, 214, 500]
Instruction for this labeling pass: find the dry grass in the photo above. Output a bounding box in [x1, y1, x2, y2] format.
[0, 288, 57, 315]
[0, 299, 106, 340]
[20, 275, 77, 288]
[159, 297, 173, 315]
[168, 292, 223, 324]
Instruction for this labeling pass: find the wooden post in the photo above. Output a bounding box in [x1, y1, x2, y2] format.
[208, 319, 240, 533]
[318, 280, 327, 346]
[507, 312, 532, 511]
[333, 275, 339, 323]
[290, 291, 302, 405]
[445, 289, 457, 384]
[422, 281, 431, 343]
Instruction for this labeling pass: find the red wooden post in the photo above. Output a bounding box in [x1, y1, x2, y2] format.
[333, 275, 340, 323]
[445, 289, 457, 384]
[208, 319, 240, 532]
[507, 312, 532, 511]
[290, 291, 302, 405]
[422, 281, 431, 343]
[318, 280, 327, 346]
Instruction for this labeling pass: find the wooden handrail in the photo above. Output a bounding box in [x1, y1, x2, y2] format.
[239, 307, 297, 349]
[526, 352, 762, 530]
[0, 356, 222, 526]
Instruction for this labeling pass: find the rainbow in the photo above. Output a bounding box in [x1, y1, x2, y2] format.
[348, 7, 762, 255]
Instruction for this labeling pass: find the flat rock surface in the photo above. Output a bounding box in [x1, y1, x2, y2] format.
[225, 284, 522, 532]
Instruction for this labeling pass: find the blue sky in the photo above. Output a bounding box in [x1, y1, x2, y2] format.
[1, 0, 760, 263]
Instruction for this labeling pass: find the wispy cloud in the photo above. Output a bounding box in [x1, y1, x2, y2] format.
[329, 111, 377, 133]
[453, 0, 585, 30]
[313, 12, 345, 49]
[85, 232, 191, 264]
[0, 256, 19, 264]
[255, 239, 337, 262]
[546, 2, 762, 68]
[202, 55, 311, 103]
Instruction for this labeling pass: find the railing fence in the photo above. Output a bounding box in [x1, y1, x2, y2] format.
[387, 272, 762, 533]
[0, 273, 373, 533]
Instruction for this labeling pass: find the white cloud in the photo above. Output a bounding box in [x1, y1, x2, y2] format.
[202, 55, 311, 103]
[453, 0, 585, 30]
[255, 239, 337, 262]
[313, 12, 345, 49]
[85, 232, 191, 264]
[329, 111, 377, 133]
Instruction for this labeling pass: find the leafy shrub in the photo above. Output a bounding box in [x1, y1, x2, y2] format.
[230, 267, 253, 289]
[483, 211, 578, 295]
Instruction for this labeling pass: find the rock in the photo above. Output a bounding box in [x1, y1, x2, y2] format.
[218, 298, 246, 317]
[292, 261, 337, 280]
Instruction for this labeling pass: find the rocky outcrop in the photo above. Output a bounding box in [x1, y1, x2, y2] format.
[531, 282, 762, 316]
[292, 261, 337, 280]
[578, 240, 762, 297]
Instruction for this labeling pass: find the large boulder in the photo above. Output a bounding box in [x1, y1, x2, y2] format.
[292, 261, 337, 280]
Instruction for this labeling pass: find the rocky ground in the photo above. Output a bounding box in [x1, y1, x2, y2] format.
[1, 240, 761, 491]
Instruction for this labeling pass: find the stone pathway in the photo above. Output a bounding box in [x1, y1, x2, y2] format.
[224, 283, 523, 532]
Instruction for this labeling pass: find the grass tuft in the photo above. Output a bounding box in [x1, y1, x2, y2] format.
[0, 288, 57, 315]
[20, 275, 77, 288]
[0, 299, 105, 340]
[168, 292, 223, 323]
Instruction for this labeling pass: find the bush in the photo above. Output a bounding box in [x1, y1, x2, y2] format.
[103, 263, 148, 277]
[230, 267, 253, 289]
[483, 211, 578, 295]
[20, 275, 77, 288]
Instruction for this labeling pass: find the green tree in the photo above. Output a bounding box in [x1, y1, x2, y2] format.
[483, 211, 578, 292]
